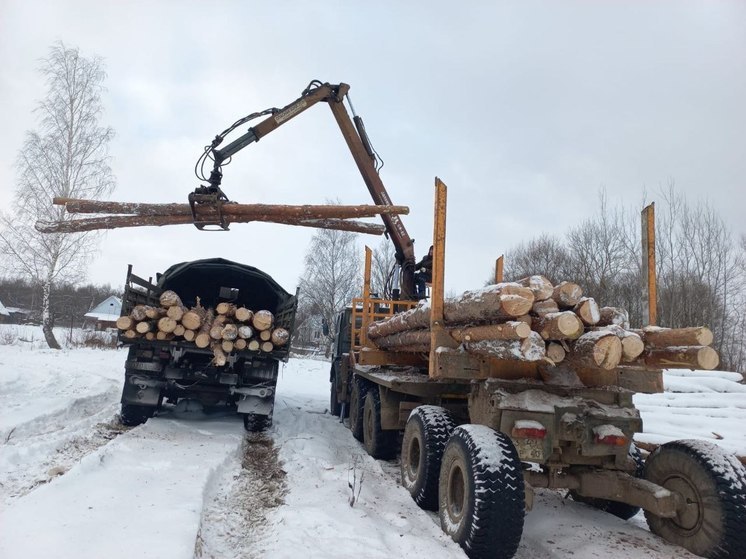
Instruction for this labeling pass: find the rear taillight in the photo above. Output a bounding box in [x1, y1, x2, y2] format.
[512, 420, 547, 439]
[593, 425, 628, 446]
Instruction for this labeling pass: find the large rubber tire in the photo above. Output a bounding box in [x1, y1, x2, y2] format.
[349, 376, 367, 442]
[644, 439, 746, 558]
[570, 443, 645, 520]
[120, 404, 156, 426]
[362, 388, 399, 459]
[401, 405, 457, 510]
[243, 412, 272, 432]
[439, 425, 525, 559]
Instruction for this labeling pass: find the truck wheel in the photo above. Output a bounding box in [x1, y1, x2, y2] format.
[644, 439, 746, 558]
[349, 377, 367, 442]
[120, 404, 156, 426]
[362, 388, 398, 459]
[243, 412, 272, 432]
[570, 443, 644, 520]
[439, 425, 525, 559]
[401, 405, 456, 511]
[330, 365, 341, 417]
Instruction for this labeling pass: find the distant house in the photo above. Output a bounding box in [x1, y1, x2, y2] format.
[0, 299, 9, 323]
[84, 296, 122, 330]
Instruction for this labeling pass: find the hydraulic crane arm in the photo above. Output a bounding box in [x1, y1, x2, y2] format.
[193, 80, 416, 298]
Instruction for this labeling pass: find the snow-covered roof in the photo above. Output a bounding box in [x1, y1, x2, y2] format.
[84, 296, 121, 322]
[0, 299, 9, 317]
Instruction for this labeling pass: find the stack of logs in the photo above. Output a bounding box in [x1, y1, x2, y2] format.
[367, 275, 719, 374]
[115, 290, 289, 366]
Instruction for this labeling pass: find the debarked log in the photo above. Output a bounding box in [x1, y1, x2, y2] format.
[35, 214, 388, 235]
[640, 346, 719, 370]
[367, 283, 535, 339]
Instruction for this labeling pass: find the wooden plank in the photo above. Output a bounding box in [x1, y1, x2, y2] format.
[573, 366, 664, 393]
[357, 349, 427, 366]
[431, 350, 540, 381]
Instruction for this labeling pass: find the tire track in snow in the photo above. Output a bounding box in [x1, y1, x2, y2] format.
[0, 388, 126, 504]
[194, 433, 288, 559]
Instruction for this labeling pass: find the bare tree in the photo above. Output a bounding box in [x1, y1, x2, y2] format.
[298, 224, 361, 356]
[370, 237, 395, 297]
[0, 43, 115, 348]
[493, 233, 571, 284]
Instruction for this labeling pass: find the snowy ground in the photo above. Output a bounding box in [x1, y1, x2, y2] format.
[0, 329, 743, 558]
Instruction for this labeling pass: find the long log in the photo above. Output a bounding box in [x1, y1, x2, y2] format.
[144, 306, 166, 320]
[638, 326, 714, 348]
[194, 309, 216, 349]
[52, 198, 410, 219]
[517, 276, 554, 301]
[135, 320, 153, 334]
[116, 316, 134, 330]
[130, 305, 149, 321]
[462, 332, 546, 361]
[216, 302, 236, 317]
[181, 306, 206, 330]
[597, 307, 630, 329]
[36, 214, 387, 235]
[367, 283, 535, 339]
[166, 305, 187, 321]
[573, 297, 600, 326]
[567, 331, 622, 370]
[449, 321, 531, 342]
[374, 321, 532, 351]
[235, 307, 253, 323]
[238, 325, 254, 339]
[211, 343, 227, 366]
[546, 342, 566, 364]
[641, 346, 719, 370]
[532, 299, 559, 317]
[531, 311, 584, 341]
[159, 290, 182, 308]
[157, 316, 178, 334]
[252, 310, 274, 332]
[596, 325, 645, 362]
[221, 324, 238, 341]
[271, 327, 290, 347]
[552, 281, 583, 308]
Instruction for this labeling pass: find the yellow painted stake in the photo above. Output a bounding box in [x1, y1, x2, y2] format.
[429, 178, 458, 378]
[495, 255, 504, 283]
[363, 245, 372, 301]
[641, 203, 657, 326]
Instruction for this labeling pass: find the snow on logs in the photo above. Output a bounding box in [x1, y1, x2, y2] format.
[365, 276, 720, 373]
[116, 293, 289, 364]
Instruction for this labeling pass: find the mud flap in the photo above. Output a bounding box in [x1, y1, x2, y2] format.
[235, 386, 275, 416]
[121, 374, 163, 406]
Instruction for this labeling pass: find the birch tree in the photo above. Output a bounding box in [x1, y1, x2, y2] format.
[298, 225, 361, 356]
[371, 237, 396, 298]
[0, 43, 115, 348]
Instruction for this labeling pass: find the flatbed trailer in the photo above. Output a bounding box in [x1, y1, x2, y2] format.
[328, 179, 746, 559]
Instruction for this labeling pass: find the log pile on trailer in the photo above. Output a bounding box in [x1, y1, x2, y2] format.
[366, 274, 719, 380]
[116, 289, 289, 364]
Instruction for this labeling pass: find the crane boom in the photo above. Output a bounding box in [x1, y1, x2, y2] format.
[194, 81, 416, 298]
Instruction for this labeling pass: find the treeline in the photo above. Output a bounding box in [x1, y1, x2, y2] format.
[0, 278, 121, 327]
[492, 186, 745, 372]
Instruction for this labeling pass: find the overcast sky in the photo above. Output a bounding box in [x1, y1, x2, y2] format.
[1, 0, 744, 295]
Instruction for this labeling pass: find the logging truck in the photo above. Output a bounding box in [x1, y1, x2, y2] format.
[329, 179, 746, 559]
[117, 257, 297, 431]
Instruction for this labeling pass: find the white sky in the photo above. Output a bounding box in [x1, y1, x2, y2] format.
[1, 0, 744, 294]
